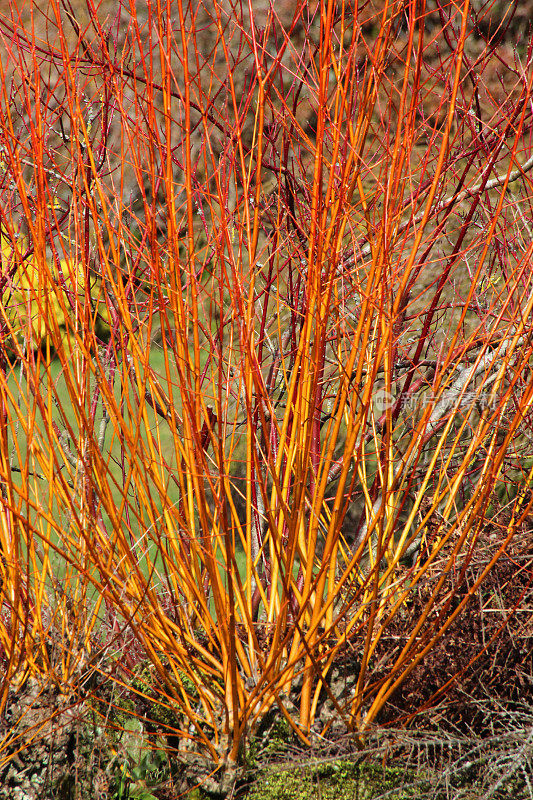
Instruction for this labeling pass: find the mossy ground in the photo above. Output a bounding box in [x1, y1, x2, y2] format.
[245, 760, 429, 800]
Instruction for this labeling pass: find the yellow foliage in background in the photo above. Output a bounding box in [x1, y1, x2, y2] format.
[1, 231, 109, 356]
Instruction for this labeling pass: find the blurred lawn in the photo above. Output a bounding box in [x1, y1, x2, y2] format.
[5, 343, 251, 608]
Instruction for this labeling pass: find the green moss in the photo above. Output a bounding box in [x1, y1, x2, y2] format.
[247, 760, 429, 800]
